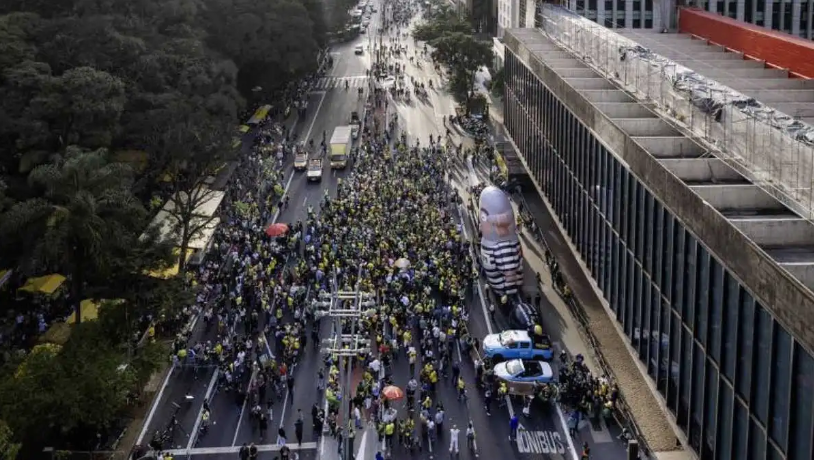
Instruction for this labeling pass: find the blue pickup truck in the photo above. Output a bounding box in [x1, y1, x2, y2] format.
[482, 330, 553, 362]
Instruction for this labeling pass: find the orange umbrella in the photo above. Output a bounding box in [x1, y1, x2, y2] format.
[382, 385, 404, 400]
[265, 223, 289, 237]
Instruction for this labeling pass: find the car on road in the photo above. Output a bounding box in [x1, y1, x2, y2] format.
[355, 45, 364, 55]
[294, 149, 308, 171]
[482, 330, 553, 362]
[307, 159, 323, 182]
[508, 302, 537, 330]
[494, 359, 555, 395]
[350, 111, 361, 138]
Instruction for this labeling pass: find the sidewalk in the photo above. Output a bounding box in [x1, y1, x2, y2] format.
[485, 90, 687, 456]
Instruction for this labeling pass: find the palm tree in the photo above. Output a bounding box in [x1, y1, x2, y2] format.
[0, 146, 147, 322]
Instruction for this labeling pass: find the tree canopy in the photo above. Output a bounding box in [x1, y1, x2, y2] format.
[0, 0, 328, 455]
[412, 12, 493, 102]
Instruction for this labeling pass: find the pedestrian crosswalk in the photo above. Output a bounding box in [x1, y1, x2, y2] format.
[312, 75, 369, 90]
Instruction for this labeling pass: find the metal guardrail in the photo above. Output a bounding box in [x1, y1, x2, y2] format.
[514, 193, 651, 460]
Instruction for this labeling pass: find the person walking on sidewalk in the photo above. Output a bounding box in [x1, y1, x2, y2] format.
[509, 414, 519, 441]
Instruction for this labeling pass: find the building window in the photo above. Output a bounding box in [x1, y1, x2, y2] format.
[769, 324, 791, 450]
[633, 0, 642, 27]
[733, 400, 749, 459]
[755, 0, 765, 26]
[735, 290, 754, 401]
[783, 0, 793, 33]
[790, 343, 814, 459]
[703, 360, 718, 458]
[690, 342, 705, 452]
[645, 0, 654, 27]
[726, 0, 737, 18]
[744, 0, 754, 23]
[615, 0, 625, 27]
[605, 0, 615, 27]
[678, 325, 693, 430]
[716, 381, 734, 459]
[752, 304, 772, 424]
[748, 417, 766, 459]
[721, 273, 739, 382]
[693, 245, 709, 347]
[658, 298, 671, 396]
[771, 0, 782, 30]
[708, 259, 723, 364]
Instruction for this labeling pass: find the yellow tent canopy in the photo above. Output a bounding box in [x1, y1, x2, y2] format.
[247, 105, 272, 125]
[67, 298, 125, 324]
[146, 248, 194, 279]
[18, 274, 66, 295]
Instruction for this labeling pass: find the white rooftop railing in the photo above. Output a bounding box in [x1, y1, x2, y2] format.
[536, 5, 814, 221]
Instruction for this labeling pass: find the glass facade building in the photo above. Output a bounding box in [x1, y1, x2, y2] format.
[503, 49, 814, 459]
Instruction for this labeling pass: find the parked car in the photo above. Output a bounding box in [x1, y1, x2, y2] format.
[494, 359, 555, 395]
[482, 330, 553, 362]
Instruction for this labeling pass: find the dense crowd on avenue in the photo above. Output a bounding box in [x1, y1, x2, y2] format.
[144, 0, 627, 459]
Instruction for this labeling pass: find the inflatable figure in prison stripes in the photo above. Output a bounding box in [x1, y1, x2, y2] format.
[478, 185, 523, 295]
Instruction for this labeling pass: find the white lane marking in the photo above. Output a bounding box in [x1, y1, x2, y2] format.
[458, 175, 513, 417]
[270, 172, 295, 224]
[305, 92, 327, 142]
[135, 363, 176, 445]
[163, 442, 318, 456]
[187, 370, 219, 450]
[231, 366, 259, 446]
[278, 382, 289, 439]
[355, 428, 368, 460]
[461, 163, 578, 460]
[557, 405, 580, 459]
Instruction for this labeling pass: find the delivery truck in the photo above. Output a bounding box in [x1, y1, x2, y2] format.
[329, 125, 353, 169]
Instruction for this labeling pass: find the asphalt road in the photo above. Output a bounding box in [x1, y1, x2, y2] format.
[141, 7, 383, 460]
[140, 3, 627, 460]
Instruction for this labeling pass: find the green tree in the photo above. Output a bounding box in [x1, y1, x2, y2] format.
[429, 32, 493, 102]
[141, 102, 233, 275]
[0, 420, 20, 460]
[23, 66, 126, 152]
[0, 147, 146, 318]
[412, 12, 470, 42]
[0, 321, 137, 450]
[205, 0, 319, 95]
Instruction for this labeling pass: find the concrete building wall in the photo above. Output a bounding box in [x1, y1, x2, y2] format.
[503, 28, 814, 459]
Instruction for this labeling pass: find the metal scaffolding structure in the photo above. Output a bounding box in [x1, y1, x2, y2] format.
[537, 4, 814, 220]
[314, 267, 375, 460]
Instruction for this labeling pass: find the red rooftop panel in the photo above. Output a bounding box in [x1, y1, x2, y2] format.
[678, 7, 814, 79]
